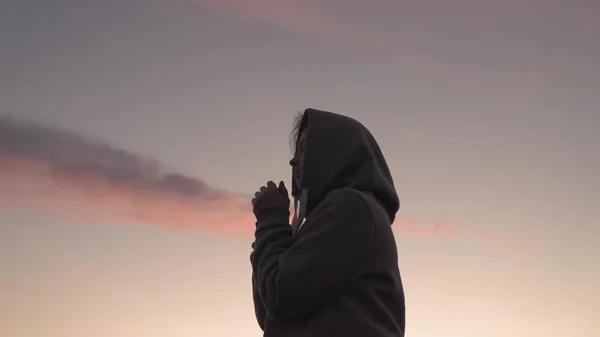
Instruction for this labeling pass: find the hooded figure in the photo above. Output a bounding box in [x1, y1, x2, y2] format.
[250, 109, 405, 337]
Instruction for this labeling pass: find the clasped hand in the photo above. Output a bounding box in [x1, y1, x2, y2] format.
[252, 181, 290, 215]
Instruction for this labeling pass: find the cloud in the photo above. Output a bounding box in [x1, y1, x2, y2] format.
[186, 0, 423, 65]
[178, 0, 588, 91]
[395, 218, 460, 238]
[394, 218, 527, 250]
[0, 116, 525, 249]
[0, 116, 254, 233]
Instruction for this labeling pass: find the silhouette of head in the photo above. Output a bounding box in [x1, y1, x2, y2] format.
[289, 111, 308, 197]
[287, 108, 399, 221]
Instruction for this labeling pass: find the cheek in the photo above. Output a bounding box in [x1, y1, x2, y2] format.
[298, 153, 305, 168]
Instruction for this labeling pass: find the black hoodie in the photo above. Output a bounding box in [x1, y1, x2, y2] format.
[251, 109, 405, 337]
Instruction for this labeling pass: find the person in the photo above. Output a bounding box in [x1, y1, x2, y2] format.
[250, 108, 405, 337]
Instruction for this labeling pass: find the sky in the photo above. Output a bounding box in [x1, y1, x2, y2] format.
[0, 0, 599, 336]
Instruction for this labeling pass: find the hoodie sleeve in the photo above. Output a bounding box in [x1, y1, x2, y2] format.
[250, 246, 267, 330]
[251, 191, 375, 320]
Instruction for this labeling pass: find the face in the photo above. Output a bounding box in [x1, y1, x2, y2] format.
[289, 129, 307, 191]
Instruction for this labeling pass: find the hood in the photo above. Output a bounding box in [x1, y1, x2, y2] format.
[292, 108, 400, 224]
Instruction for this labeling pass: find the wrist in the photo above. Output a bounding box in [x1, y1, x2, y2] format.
[255, 207, 290, 232]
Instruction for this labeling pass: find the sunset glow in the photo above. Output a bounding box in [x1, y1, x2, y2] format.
[1, 1, 598, 336]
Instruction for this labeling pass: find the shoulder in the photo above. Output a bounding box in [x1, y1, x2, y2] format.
[300, 188, 376, 243]
[324, 187, 372, 205]
[312, 188, 374, 222]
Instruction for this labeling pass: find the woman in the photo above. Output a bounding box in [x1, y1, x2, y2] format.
[251, 108, 405, 336]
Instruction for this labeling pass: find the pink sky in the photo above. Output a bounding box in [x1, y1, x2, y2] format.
[1, 116, 527, 248]
[1, 0, 597, 336]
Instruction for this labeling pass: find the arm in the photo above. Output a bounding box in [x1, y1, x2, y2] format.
[250, 245, 267, 330]
[251, 191, 375, 320]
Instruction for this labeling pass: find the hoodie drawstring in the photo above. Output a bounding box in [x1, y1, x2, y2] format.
[291, 189, 308, 235]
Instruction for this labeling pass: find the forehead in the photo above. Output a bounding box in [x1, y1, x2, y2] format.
[298, 128, 307, 140]
[297, 129, 308, 147]
[295, 129, 307, 153]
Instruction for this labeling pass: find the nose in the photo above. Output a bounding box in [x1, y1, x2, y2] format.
[289, 156, 298, 167]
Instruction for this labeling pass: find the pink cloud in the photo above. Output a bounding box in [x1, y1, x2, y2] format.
[176, 0, 581, 92]
[0, 116, 254, 234]
[0, 116, 525, 249]
[395, 218, 461, 238]
[0, 156, 254, 234]
[185, 0, 424, 65]
[393, 218, 527, 250]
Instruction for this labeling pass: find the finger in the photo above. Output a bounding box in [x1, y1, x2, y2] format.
[251, 198, 256, 206]
[278, 180, 288, 195]
[254, 191, 261, 198]
[260, 186, 267, 193]
[267, 181, 277, 189]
